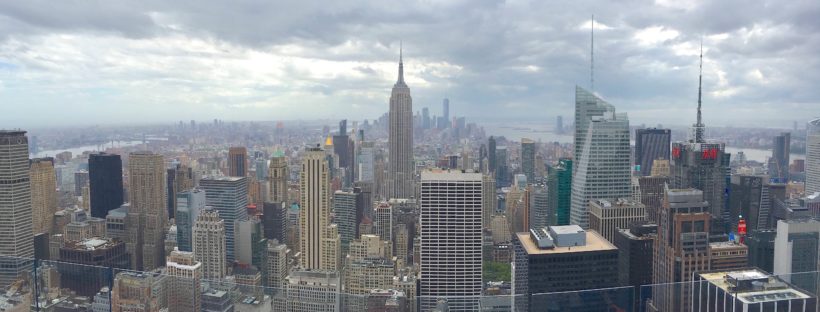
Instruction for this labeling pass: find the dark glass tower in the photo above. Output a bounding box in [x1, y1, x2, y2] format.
[635, 128, 671, 176]
[88, 153, 124, 218]
[547, 158, 572, 226]
[771, 132, 791, 183]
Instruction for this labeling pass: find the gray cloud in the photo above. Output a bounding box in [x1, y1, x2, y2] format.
[0, 0, 818, 128]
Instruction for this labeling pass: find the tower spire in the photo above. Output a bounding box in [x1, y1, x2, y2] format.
[590, 15, 595, 93]
[693, 38, 706, 143]
[397, 41, 405, 84]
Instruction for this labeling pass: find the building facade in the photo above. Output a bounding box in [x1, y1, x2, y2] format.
[419, 170, 483, 311]
[635, 128, 671, 177]
[588, 198, 646, 243]
[0, 131, 33, 287]
[199, 176, 248, 262]
[126, 152, 167, 271]
[192, 208, 227, 280]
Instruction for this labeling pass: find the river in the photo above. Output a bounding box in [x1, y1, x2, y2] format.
[32, 140, 145, 158]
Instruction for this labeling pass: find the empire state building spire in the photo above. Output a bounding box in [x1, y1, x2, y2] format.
[396, 41, 406, 86]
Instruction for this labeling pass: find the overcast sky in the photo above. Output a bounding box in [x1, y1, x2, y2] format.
[1, 0, 818, 129]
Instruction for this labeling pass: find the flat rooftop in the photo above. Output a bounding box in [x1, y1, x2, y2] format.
[421, 169, 482, 181]
[699, 269, 813, 304]
[516, 230, 616, 255]
[200, 175, 246, 182]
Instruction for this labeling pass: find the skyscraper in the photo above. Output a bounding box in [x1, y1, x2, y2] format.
[333, 190, 358, 256]
[228, 146, 248, 177]
[588, 198, 646, 243]
[262, 201, 287, 243]
[0, 131, 33, 287]
[419, 170, 482, 311]
[442, 97, 450, 127]
[30, 157, 57, 235]
[126, 151, 167, 271]
[635, 128, 671, 176]
[387, 46, 415, 199]
[333, 119, 355, 186]
[670, 45, 730, 225]
[770, 132, 791, 183]
[357, 141, 375, 182]
[521, 138, 535, 183]
[166, 250, 201, 312]
[266, 239, 289, 293]
[175, 188, 205, 252]
[89, 153, 124, 218]
[729, 174, 771, 232]
[651, 187, 711, 312]
[300, 146, 332, 269]
[199, 176, 248, 263]
[482, 174, 497, 229]
[807, 118, 820, 195]
[570, 104, 631, 229]
[193, 208, 226, 280]
[548, 158, 572, 226]
[573, 86, 615, 168]
[268, 153, 288, 204]
[488, 136, 497, 174]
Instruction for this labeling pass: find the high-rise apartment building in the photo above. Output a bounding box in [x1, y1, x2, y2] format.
[570, 108, 631, 229]
[771, 132, 791, 183]
[588, 198, 646, 243]
[192, 208, 226, 280]
[807, 118, 820, 195]
[175, 188, 205, 252]
[88, 153, 124, 218]
[300, 146, 332, 269]
[387, 48, 415, 199]
[419, 170, 483, 311]
[651, 187, 711, 312]
[547, 158, 572, 226]
[635, 128, 671, 176]
[166, 250, 201, 312]
[0, 131, 35, 287]
[521, 138, 535, 183]
[199, 176, 248, 262]
[30, 157, 57, 234]
[228, 146, 248, 177]
[268, 153, 288, 204]
[126, 151, 167, 271]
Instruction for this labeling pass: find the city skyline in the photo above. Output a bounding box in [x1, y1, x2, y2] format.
[1, 1, 819, 128]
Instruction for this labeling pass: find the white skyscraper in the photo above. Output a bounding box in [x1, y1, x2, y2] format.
[806, 118, 820, 195]
[387, 46, 415, 199]
[573, 86, 615, 168]
[0, 131, 33, 287]
[193, 208, 226, 280]
[419, 170, 483, 311]
[570, 95, 631, 229]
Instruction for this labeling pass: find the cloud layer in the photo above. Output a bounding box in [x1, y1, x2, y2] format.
[1, 0, 818, 128]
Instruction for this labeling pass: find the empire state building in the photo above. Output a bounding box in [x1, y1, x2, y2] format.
[387, 46, 415, 199]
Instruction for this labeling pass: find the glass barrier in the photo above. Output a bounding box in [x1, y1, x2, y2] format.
[527, 286, 634, 312]
[7, 253, 820, 312]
